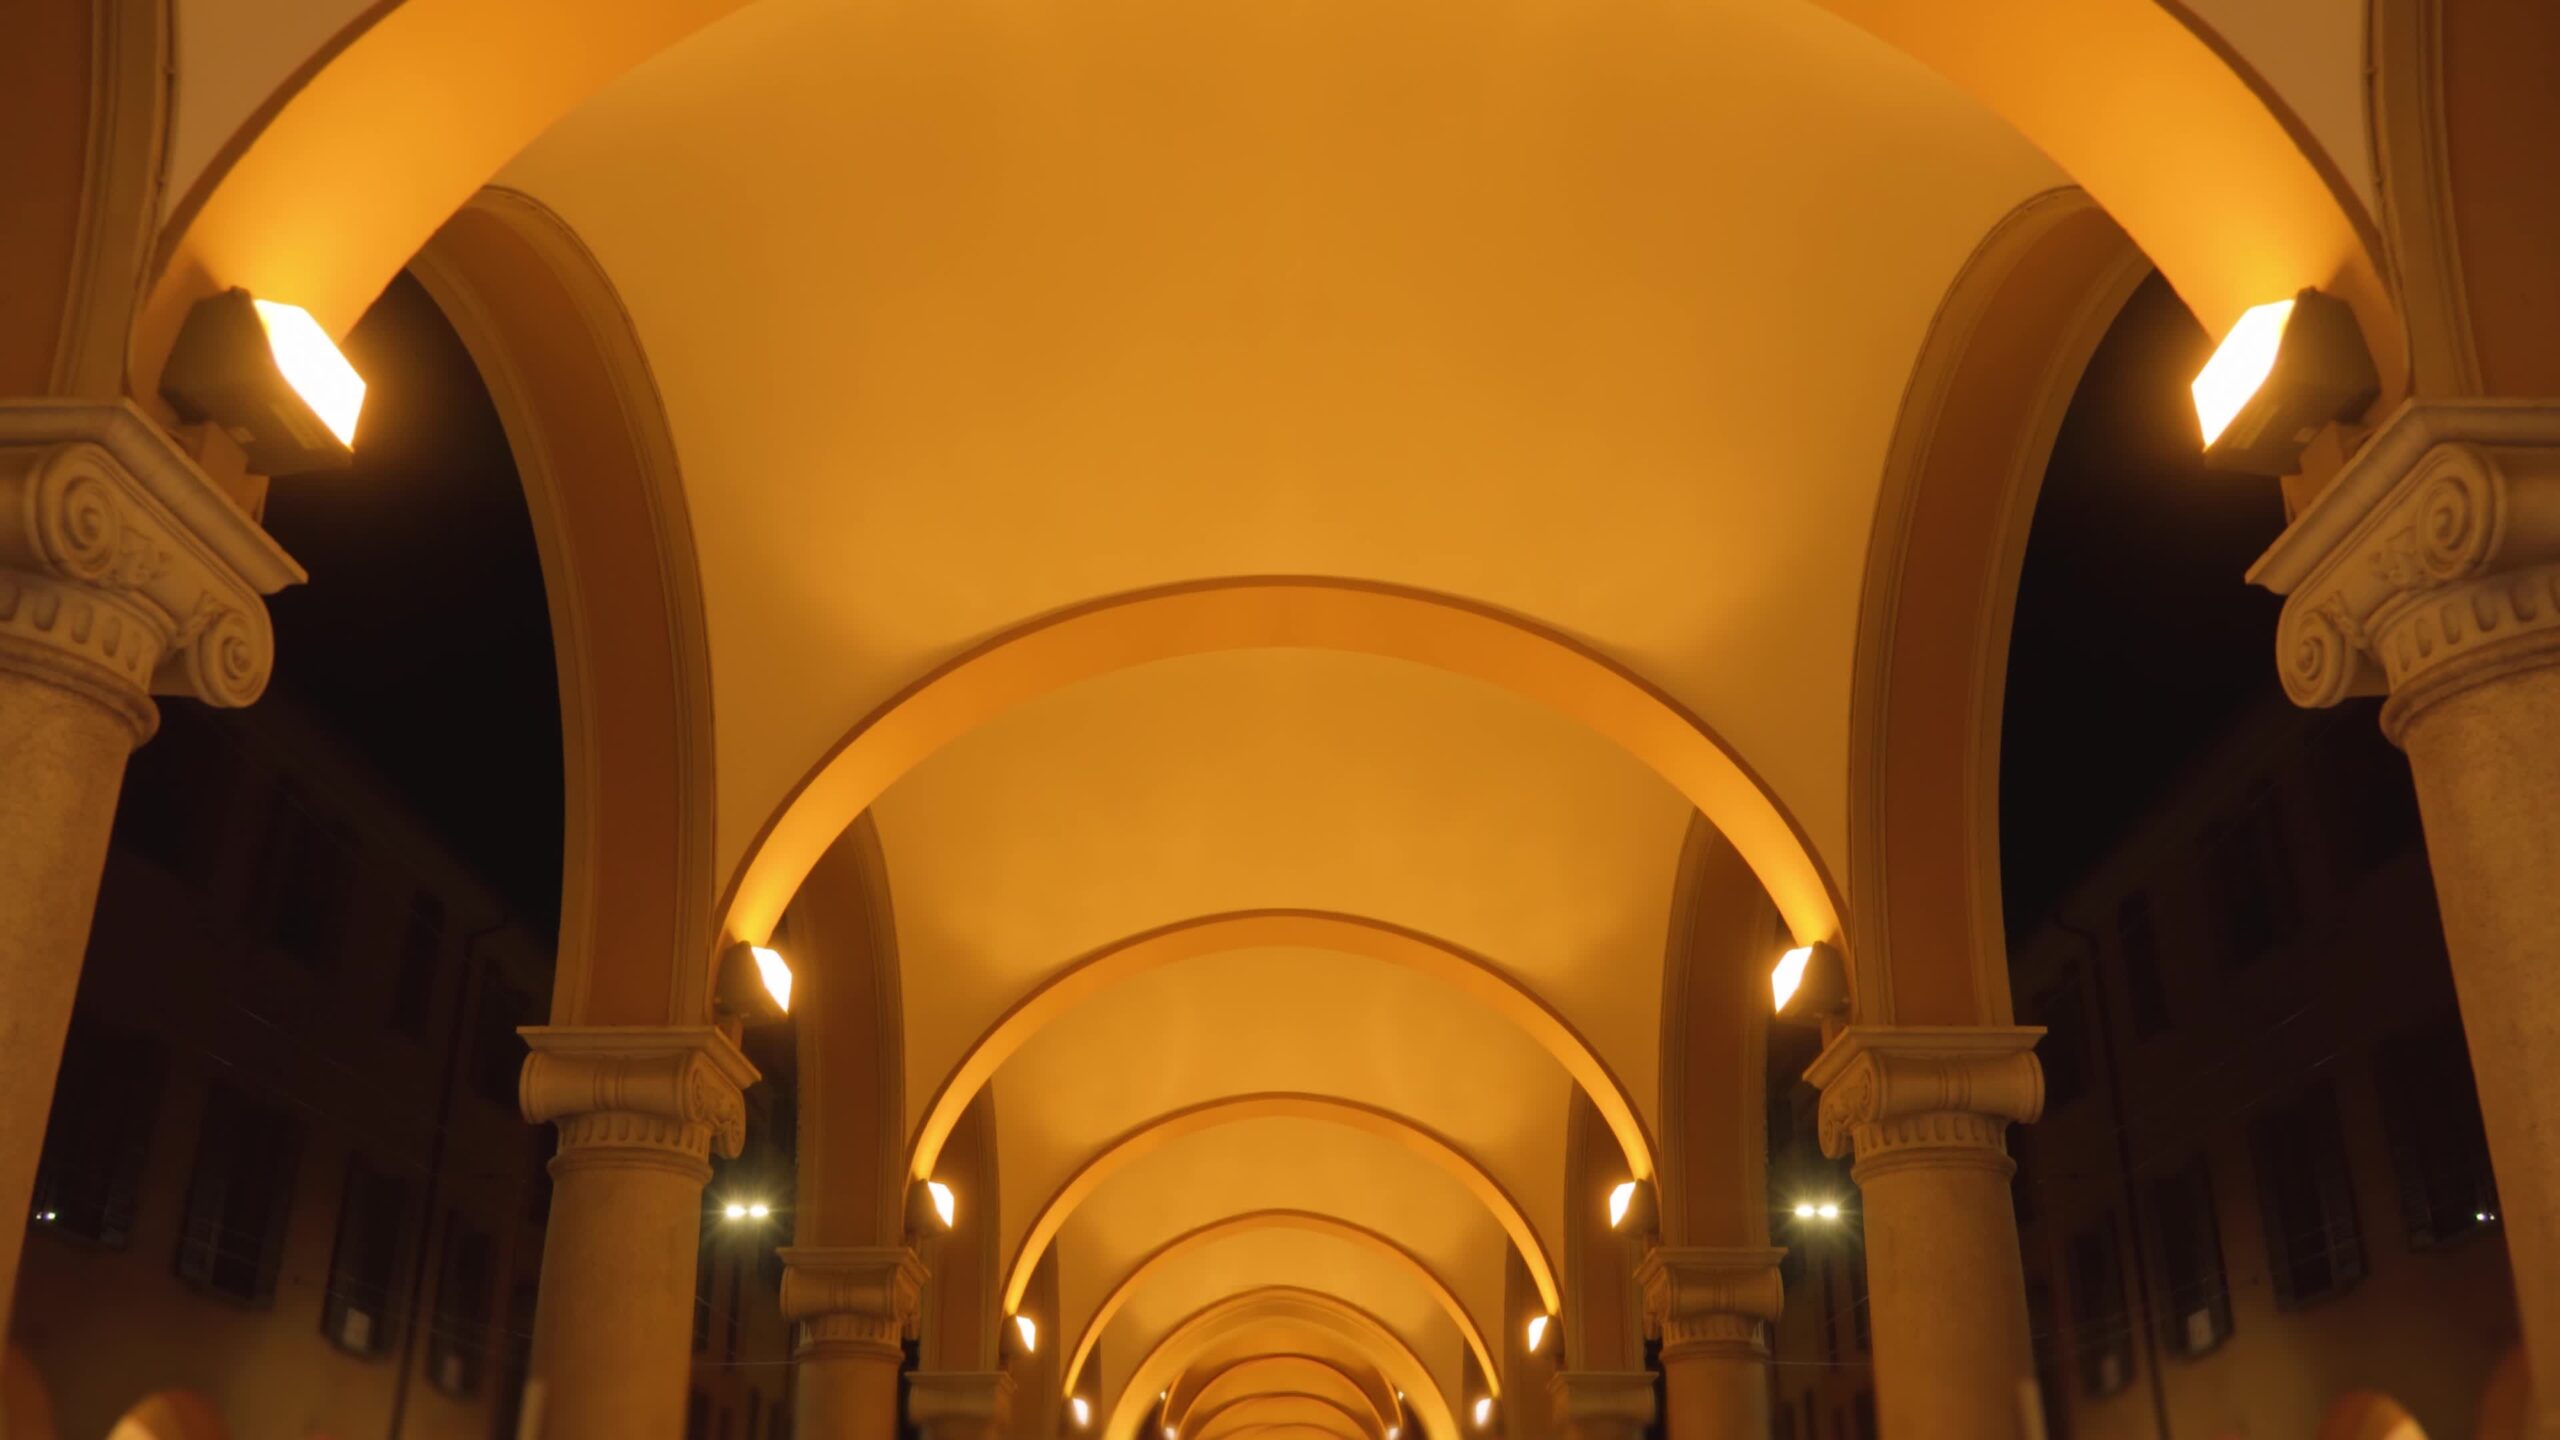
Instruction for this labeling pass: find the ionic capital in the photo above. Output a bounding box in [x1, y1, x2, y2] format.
[1548, 1370, 1656, 1440]
[1635, 1246, 1785, 1360]
[518, 1026, 760, 1177]
[0, 401, 303, 737]
[908, 1371, 1015, 1440]
[1806, 1026, 2043, 1180]
[779, 1246, 928, 1359]
[2248, 400, 2560, 735]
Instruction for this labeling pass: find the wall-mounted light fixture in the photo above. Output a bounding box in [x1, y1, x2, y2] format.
[720, 1200, 774, 1222]
[1070, 1398, 1093, 1430]
[904, 1177, 957, 1241]
[1471, 1398, 1495, 1431]
[1770, 943, 1847, 1025]
[716, 942, 794, 1023]
[2191, 289, 2378, 475]
[1790, 1200, 1844, 1222]
[1013, 1313, 1040, 1354]
[160, 288, 367, 474]
[1605, 1178, 1657, 1235]
[1524, 1314, 1552, 1353]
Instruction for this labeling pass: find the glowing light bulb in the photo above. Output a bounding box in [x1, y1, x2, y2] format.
[749, 944, 794, 1013]
[747, 1202, 771, 1220]
[724, 1202, 748, 1220]
[1818, 1203, 1840, 1220]
[1014, 1314, 1039, 1352]
[928, 1180, 956, 1229]
[1771, 945, 1813, 1013]
[2191, 299, 2296, 446]
[1793, 1203, 1816, 1219]
[1607, 1181, 1637, 1229]
[1472, 1398, 1494, 1430]
[1525, 1314, 1551, 1352]
[1071, 1398, 1092, 1429]
[250, 299, 366, 448]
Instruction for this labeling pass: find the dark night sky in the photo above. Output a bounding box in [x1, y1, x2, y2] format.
[1997, 272, 2292, 934]
[258, 274, 565, 929]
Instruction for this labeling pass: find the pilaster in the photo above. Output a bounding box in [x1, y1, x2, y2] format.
[781, 1246, 929, 1359]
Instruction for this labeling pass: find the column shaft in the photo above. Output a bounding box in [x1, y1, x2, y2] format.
[0, 670, 136, 1319]
[795, 1344, 902, 1440]
[520, 1027, 757, 1440]
[1657, 1348, 1765, 1440]
[2396, 662, 2560, 1435]
[779, 1247, 928, 1440]
[1809, 1027, 2043, 1440]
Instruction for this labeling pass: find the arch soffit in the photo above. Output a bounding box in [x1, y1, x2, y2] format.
[141, 3, 2400, 441]
[1845, 188, 2147, 1027]
[1109, 1289, 1455, 1440]
[407, 185, 717, 1026]
[721, 578, 1840, 951]
[1177, 1356, 1396, 1436]
[1007, 1094, 1558, 1327]
[1064, 1210, 1496, 1404]
[914, 909, 1655, 1188]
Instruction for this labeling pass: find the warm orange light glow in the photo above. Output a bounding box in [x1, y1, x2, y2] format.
[1525, 1314, 1551, 1352]
[1607, 1180, 1637, 1229]
[2191, 299, 2295, 446]
[1771, 945, 1814, 1013]
[924, 1180, 956, 1229]
[1472, 1398, 1494, 1430]
[1014, 1314, 1039, 1352]
[250, 299, 366, 448]
[749, 944, 794, 1013]
[1071, 1399, 1092, 1429]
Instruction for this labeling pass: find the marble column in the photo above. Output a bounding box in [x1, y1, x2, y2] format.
[910, 1371, 1016, 1440]
[1634, 1247, 1782, 1440]
[1547, 1370, 1654, 1440]
[1806, 1026, 2043, 1440]
[519, 1026, 759, 1440]
[0, 400, 299, 1321]
[781, 1246, 927, 1440]
[2252, 399, 2560, 1436]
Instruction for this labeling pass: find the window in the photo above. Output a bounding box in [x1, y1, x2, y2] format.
[2066, 1216, 2133, 1397]
[2205, 784, 2298, 969]
[30, 1018, 164, 1248]
[323, 1157, 419, 1356]
[2115, 893, 2171, 1039]
[2034, 976, 2091, 1110]
[2375, 1015, 2501, 1247]
[427, 1215, 496, 1396]
[176, 1084, 302, 1303]
[254, 788, 356, 973]
[2250, 1083, 2366, 1306]
[389, 891, 446, 1039]
[2146, 1159, 2232, 1356]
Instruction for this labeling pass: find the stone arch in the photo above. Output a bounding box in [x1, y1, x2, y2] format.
[910, 909, 1654, 1190]
[785, 813, 908, 1248]
[1178, 1356, 1396, 1437]
[1063, 1210, 1496, 1404]
[1844, 189, 2149, 1026]
[1193, 1393, 1380, 1440]
[1006, 1093, 1558, 1326]
[409, 187, 717, 1026]
[1654, 818, 1788, 1247]
[2369, 0, 2560, 398]
[721, 577, 1840, 953]
[1109, 1288, 1456, 1440]
[131, 1, 2402, 423]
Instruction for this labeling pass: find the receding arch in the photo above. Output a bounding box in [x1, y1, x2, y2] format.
[723, 577, 1839, 951]
[1108, 1288, 1455, 1440]
[1204, 1425, 1363, 1440]
[1846, 189, 2149, 1026]
[913, 909, 1653, 1189]
[1063, 1210, 1497, 1403]
[1194, 1394, 1379, 1440]
[1005, 1093, 1558, 1323]
[1176, 1356, 1396, 1437]
[409, 187, 717, 1026]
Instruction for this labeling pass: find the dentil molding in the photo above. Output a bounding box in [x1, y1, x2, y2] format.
[518, 1025, 760, 1171]
[2248, 400, 2560, 733]
[0, 401, 302, 736]
[1806, 1026, 2043, 1178]
[779, 1246, 928, 1357]
[1635, 1246, 1785, 1359]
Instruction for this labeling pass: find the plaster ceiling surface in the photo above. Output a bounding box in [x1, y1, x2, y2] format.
[875, 649, 1686, 1156]
[1097, 1229, 1464, 1417]
[986, 942, 1570, 1288]
[1186, 1358, 1393, 1434]
[1169, 1318, 1420, 1429]
[499, 0, 2066, 896]
[1052, 1117, 1508, 1388]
